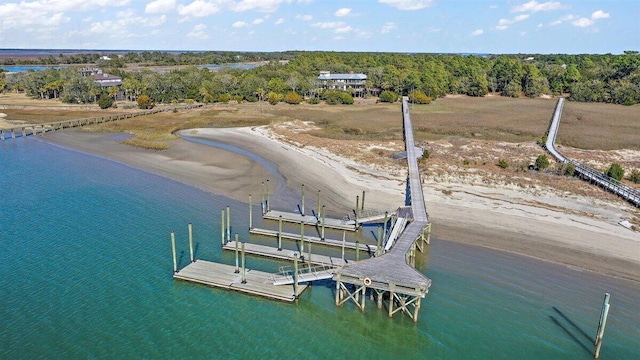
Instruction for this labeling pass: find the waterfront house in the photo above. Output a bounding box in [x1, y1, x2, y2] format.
[317, 71, 367, 96]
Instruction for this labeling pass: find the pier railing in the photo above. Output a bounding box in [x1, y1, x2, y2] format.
[544, 98, 640, 207]
[0, 103, 203, 141]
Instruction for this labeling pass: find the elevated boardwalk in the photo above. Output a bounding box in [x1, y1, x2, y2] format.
[0, 104, 202, 141]
[545, 98, 640, 207]
[332, 97, 431, 321]
[174, 260, 307, 302]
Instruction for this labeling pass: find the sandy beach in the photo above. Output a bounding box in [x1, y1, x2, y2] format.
[44, 126, 640, 283]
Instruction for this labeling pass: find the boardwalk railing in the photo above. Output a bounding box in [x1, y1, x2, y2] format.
[0, 103, 203, 141]
[545, 98, 640, 207]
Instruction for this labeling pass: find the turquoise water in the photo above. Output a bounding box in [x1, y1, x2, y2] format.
[1, 137, 638, 359]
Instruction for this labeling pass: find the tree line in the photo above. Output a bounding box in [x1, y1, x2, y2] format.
[1, 51, 638, 106]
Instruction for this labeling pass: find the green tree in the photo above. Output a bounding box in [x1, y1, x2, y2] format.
[606, 163, 624, 181]
[535, 155, 550, 171]
[522, 63, 550, 98]
[409, 90, 432, 104]
[98, 93, 114, 109]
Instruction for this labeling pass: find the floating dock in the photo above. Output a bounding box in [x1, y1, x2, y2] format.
[174, 260, 306, 302]
[222, 240, 347, 267]
[263, 210, 356, 231]
[249, 227, 377, 252]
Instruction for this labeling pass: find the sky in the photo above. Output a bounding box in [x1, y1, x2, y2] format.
[0, 0, 638, 54]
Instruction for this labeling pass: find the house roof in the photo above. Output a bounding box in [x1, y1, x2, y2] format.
[318, 73, 367, 81]
[91, 73, 122, 87]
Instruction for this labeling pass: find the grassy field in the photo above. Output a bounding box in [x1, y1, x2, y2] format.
[1, 92, 638, 151]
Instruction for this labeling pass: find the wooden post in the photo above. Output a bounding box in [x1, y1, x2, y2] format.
[355, 195, 359, 225]
[249, 194, 253, 229]
[321, 205, 326, 240]
[377, 290, 383, 309]
[188, 223, 194, 263]
[594, 293, 611, 359]
[342, 231, 346, 261]
[278, 215, 283, 250]
[293, 256, 299, 299]
[301, 184, 305, 216]
[261, 181, 265, 214]
[241, 242, 246, 284]
[226, 206, 231, 242]
[361, 190, 366, 217]
[307, 239, 312, 269]
[376, 226, 382, 257]
[356, 241, 360, 261]
[413, 297, 421, 322]
[171, 232, 177, 273]
[221, 209, 225, 246]
[335, 279, 341, 305]
[300, 222, 305, 256]
[234, 233, 239, 273]
[266, 180, 270, 212]
[361, 285, 366, 312]
[389, 290, 394, 317]
[317, 190, 321, 220]
[383, 211, 389, 245]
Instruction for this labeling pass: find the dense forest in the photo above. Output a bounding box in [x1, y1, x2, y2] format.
[1, 51, 639, 106]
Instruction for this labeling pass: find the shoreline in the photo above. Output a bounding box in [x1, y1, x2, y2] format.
[42, 128, 640, 283]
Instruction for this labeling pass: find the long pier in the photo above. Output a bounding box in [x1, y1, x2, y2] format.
[0, 104, 202, 141]
[545, 98, 640, 207]
[332, 97, 432, 322]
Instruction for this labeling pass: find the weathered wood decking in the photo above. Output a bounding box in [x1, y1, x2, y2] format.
[222, 241, 348, 267]
[263, 210, 356, 231]
[249, 227, 377, 252]
[174, 260, 307, 302]
[333, 97, 432, 298]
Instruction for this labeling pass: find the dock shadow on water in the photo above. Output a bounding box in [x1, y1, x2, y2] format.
[549, 306, 593, 355]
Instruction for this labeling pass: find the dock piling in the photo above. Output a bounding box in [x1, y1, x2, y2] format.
[300, 222, 305, 256]
[171, 232, 177, 273]
[234, 234, 240, 274]
[355, 195, 359, 225]
[356, 241, 360, 261]
[301, 184, 305, 216]
[241, 242, 246, 283]
[361, 190, 366, 217]
[261, 182, 265, 214]
[266, 180, 270, 212]
[188, 223, 194, 263]
[221, 209, 225, 245]
[278, 215, 283, 250]
[226, 206, 231, 242]
[249, 194, 253, 229]
[293, 255, 299, 299]
[317, 190, 321, 220]
[594, 293, 611, 359]
[341, 231, 346, 261]
[321, 205, 326, 240]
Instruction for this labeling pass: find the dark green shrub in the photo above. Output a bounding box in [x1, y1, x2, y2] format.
[307, 97, 320, 104]
[379, 91, 398, 103]
[535, 154, 550, 171]
[606, 163, 624, 181]
[98, 94, 114, 109]
[629, 169, 640, 184]
[564, 163, 575, 176]
[217, 94, 231, 103]
[497, 159, 509, 169]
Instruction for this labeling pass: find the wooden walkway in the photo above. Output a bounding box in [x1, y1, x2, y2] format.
[263, 210, 356, 231]
[249, 227, 377, 252]
[0, 104, 202, 141]
[174, 260, 307, 302]
[334, 97, 432, 299]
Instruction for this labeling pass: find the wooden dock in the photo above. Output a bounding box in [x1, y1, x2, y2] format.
[222, 241, 347, 267]
[174, 260, 307, 302]
[249, 227, 377, 252]
[263, 210, 356, 231]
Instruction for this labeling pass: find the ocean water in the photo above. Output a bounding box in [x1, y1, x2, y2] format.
[1, 137, 638, 359]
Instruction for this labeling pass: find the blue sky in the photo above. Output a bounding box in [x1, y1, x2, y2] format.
[0, 0, 637, 54]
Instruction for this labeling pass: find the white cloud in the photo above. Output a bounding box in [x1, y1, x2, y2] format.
[229, 0, 285, 13]
[252, 18, 264, 24]
[178, 0, 223, 18]
[380, 22, 396, 33]
[335, 8, 351, 17]
[591, 10, 610, 20]
[232, 21, 247, 28]
[187, 23, 209, 39]
[511, 1, 563, 13]
[296, 14, 313, 21]
[145, 0, 176, 14]
[335, 25, 352, 33]
[572, 17, 594, 27]
[275, 18, 285, 25]
[549, 14, 575, 26]
[378, 0, 433, 11]
[495, 14, 529, 30]
[471, 29, 483, 36]
[311, 21, 346, 30]
[356, 30, 372, 38]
